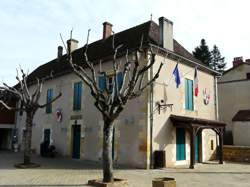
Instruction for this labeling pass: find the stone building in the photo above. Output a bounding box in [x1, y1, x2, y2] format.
[218, 58, 250, 144]
[15, 17, 225, 169]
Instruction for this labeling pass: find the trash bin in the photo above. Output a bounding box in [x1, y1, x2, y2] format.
[154, 150, 166, 168]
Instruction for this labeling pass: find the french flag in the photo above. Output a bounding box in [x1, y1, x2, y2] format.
[194, 67, 198, 97]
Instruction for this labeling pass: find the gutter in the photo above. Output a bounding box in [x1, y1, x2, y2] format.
[149, 43, 221, 75]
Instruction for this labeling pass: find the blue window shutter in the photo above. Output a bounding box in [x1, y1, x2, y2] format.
[78, 82, 82, 110]
[185, 79, 194, 111]
[98, 75, 106, 92]
[185, 79, 189, 110]
[73, 82, 82, 111]
[46, 89, 53, 113]
[117, 72, 123, 90]
[188, 80, 193, 110]
[73, 83, 77, 110]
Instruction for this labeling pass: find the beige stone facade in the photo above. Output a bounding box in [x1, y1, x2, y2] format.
[15, 52, 219, 168]
[15, 18, 220, 169]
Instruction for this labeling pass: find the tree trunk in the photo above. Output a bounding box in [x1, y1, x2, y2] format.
[23, 112, 33, 165]
[102, 120, 114, 182]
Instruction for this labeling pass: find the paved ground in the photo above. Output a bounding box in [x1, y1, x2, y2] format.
[1, 151, 250, 187]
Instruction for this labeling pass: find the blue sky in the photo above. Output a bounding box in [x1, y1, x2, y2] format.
[1, 0, 250, 85]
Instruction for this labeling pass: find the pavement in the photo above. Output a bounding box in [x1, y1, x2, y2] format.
[0, 151, 250, 187]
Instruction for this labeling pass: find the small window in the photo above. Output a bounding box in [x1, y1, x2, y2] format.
[73, 82, 82, 111]
[246, 73, 250, 79]
[185, 79, 193, 111]
[98, 72, 123, 93]
[46, 89, 53, 114]
[211, 140, 214, 150]
[98, 74, 106, 92]
[107, 76, 113, 92]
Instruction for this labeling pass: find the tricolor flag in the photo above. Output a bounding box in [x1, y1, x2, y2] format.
[194, 67, 198, 97]
[173, 63, 181, 88]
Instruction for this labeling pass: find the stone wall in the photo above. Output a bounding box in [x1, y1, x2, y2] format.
[223, 145, 250, 162]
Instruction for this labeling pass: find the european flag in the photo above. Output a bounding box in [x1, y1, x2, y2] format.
[173, 63, 181, 88]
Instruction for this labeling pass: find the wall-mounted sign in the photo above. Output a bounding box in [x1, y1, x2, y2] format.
[70, 115, 82, 120]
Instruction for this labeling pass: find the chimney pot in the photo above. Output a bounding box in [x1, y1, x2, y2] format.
[67, 39, 79, 53]
[57, 46, 63, 59]
[103, 22, 113, 39]
[233, 56, 243, 67]
[158, 17, 174, 51]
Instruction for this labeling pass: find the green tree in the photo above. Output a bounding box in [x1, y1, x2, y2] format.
[193, 39, 212, 67]
[210, 45, 226, 73]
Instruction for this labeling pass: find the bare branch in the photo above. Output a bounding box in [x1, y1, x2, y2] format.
[0, 100, 19, 111]
[38, 92, 62, 108]
[130, 62, 163, 99]
[60, 33, 68, 55]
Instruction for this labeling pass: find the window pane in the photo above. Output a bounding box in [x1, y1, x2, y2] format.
[98, 75, 106, 92]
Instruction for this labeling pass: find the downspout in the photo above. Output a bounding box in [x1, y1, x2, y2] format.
[214, 75, 221, 120]
[214, 75, 221, 156]
[149, 57, 154, 169]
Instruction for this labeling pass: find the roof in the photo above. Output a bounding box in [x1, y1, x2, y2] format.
[232, 110, 250, 121]
[170, 114, 226, 127]
[223, 62, 250, 75]
[26, 20, 214, 85]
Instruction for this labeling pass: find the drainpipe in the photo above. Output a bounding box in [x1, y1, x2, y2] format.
[214, 75, 221, 153]
[214, 75, 221, 120]
[149, 55, 154, 169]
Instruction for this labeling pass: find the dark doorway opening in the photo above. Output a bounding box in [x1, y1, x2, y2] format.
[0, 128, 12, 150]
[72, 125, 81, 159]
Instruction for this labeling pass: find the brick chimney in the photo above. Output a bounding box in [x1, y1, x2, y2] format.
[57, 46, 63, 59]
[103, 22, 113, 39]
[233, 57, 243, 67]
[67, 39, 79, 53]
[158, 17, 173, 51]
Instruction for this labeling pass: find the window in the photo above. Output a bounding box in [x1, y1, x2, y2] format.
[246, 73, 250, 79]
[46, 89, 53, 113]
[98, 72, 123, 93]
[211, 140, 214, 150]
[176, 128, 186, 161]
[98, 74, 107, 92]
[107, 76, 113, 92]
[73, 82, 82, 111]
[185, 79, 193, 111]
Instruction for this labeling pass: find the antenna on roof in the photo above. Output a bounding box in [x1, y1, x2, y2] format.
[70, 28, 73, 39]
[150, 14, 153, 21]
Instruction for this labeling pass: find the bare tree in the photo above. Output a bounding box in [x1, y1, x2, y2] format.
[0, 68, 61, 167]
[62, 31, 163, 182]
